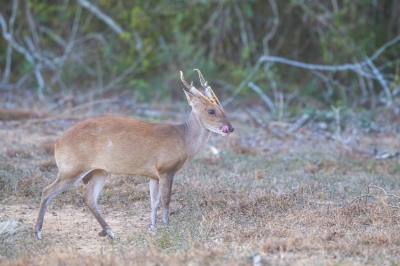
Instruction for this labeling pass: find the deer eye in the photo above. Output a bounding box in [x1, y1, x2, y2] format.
[208, 109, 216, 115]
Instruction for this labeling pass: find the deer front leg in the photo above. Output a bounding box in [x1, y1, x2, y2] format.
[149, 178, 160, 228]
[159, 174, 175, 225]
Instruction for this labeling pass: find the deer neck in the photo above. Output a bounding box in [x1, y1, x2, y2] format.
[179, 111, 211, 160]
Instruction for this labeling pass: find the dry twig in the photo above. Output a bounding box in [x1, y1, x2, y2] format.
[347, 184, 400, 209]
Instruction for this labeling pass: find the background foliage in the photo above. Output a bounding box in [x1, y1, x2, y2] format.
[0, 0, 399, 108]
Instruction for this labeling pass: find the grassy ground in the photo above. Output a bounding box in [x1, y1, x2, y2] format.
[1, 102, 400, 265]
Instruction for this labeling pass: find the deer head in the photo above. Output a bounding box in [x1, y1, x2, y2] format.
[180, 69, 234, 136]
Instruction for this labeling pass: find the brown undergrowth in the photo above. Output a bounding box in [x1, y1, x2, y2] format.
[1, 105, 400, 265]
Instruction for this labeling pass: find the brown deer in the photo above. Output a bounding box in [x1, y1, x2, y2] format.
[35, 69, 234, 239]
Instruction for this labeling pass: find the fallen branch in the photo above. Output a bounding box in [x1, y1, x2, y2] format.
[248, 81, 275, 112]
[224, 34, 400, 106]
[375, 151, 400, 159]
[287, 114, 310, 133]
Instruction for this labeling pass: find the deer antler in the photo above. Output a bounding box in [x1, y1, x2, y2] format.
[180, 71, 193, 89]
[193, 69, 222, 106]
[180, 71, 208, 99]
[193, 69, 208, 87]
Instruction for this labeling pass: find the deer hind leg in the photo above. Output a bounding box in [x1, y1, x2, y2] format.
[35, 170, 89, 239]
[159, 174, 175, 225]
[83, 170, 114, 239]
[149, 178, 160, 228]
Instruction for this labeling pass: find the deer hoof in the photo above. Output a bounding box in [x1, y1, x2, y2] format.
[99, 228, 115, 239]
[35, 230, 42, 240]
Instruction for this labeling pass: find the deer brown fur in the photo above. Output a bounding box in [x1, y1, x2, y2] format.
[35, 69, 234, 239]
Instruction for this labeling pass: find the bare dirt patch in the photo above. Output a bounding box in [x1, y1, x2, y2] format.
[1, 201, 151, 255]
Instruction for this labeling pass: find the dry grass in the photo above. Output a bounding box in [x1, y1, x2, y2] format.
[1, 104, 400, 265]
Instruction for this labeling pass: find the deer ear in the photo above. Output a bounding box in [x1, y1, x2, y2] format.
[184, 89, 200, 107]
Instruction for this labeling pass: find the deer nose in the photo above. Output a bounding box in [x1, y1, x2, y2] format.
[228, 125, 234, 133]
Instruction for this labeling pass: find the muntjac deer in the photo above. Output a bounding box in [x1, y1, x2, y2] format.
[35, 69, 234, 239]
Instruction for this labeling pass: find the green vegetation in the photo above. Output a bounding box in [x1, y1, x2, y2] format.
[1, 0, 399, 107]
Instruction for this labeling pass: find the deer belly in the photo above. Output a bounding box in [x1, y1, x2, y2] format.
[91, 141, 158, 177]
